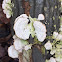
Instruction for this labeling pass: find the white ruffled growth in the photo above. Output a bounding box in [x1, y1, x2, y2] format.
[2, 0, 13, 18]
[8, 35, 32, 58]
[14, 14, 46, 41]
[14, 14, 28, 23]
[14, 14, 31, 40]
[3, 9, 12, 18]
[14, 37, 28, 52]
[8, 45, 19, 58]
[38, 14, 45, 20]
[33, 21, 46, 42]
[44, 41, 52, 50]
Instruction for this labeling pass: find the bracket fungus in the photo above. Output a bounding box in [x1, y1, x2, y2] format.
[8, 45, 19, 58]
[8, 35, 32, 58]
[14, 14, 46, 42]
[14, 14, 31, 40]
[13, 38, 29, 52]
[33, 21, 46, 42]
[8, 14, 46, 60]
[2, 0, 13, 18]
[38, 14, 45, 20]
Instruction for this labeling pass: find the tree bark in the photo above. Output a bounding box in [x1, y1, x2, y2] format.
[11, 0, 61, 62]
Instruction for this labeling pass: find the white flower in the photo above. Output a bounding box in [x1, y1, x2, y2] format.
[24, 44, 32, 51]
[8, 45, 19, 58]
[49, 57, 56, 62]
[33, 21, 46, 42]
[14, 15, 31, 40]
[14, 38, 28, 52]
[38, 14, 45, 20]
[44, 41, 52, 50]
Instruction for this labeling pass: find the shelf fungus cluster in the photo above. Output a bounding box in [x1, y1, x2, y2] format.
[8, 14, 46, 59]
[8, 35, 32, 58]
[2, 0, 14, 18]
[13, 14, 46, 42]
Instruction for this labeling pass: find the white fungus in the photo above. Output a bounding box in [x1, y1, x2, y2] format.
[8, 45, 19, 58]
[14, 15, 31, 40]
[44, 41, 52, 50]
[38, 14, 45, 20]
[14, 38, 28, 52]
[2, 0, 12, 18]
[33, 21, 46, 42]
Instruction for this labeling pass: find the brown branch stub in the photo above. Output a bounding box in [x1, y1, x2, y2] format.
[19, 53, 23, 62]
[22, 0, 31, 16]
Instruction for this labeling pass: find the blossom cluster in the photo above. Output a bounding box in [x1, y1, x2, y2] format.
[2, 0, 13, 18]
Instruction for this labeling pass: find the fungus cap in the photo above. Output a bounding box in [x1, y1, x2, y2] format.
[14, 38, 28, 52]
[38, 14, 45, 20]
[33, 21, 46, 42]
[14, 15, 31, 40]
[8, 45, 19, 58]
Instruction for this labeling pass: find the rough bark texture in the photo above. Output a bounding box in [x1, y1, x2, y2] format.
[10, 0, 61, 62]
[44, 0, 61, 36]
